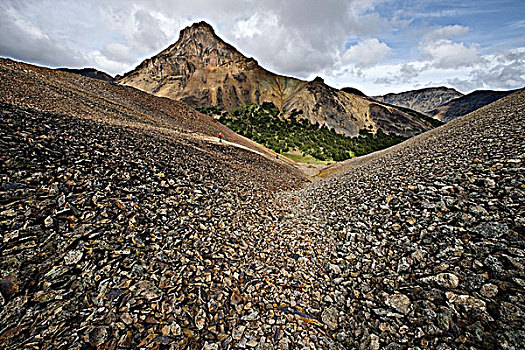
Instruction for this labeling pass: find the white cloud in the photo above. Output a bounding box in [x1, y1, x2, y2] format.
[421, 39, 480, 69]
[0, 2, 90, 68]
[399, 64, 419, 79]
[419, 25, 480, 69]
[343, 39, 391, 67]
[448, 48, 525, 91]
[423, 24, 470, 41]
[0, 0, 523, 95]
[85, 50, 131, 74]
[101, 43, 136, 63]
[233, 13, 268, 39]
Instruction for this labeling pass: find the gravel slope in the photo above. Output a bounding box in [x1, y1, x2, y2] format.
[0, 103, 308, 349]
[284, 89, 524, 349]
[0, 58, 523, 350]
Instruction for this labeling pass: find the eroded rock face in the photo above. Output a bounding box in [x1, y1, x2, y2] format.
[118, 22, 437, 137]
[427, 89, 515, 122]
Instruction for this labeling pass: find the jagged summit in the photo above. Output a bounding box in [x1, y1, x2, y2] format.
[170, 21, 221, 51]
[183, 20, 215, 32]
[118, 22, 437, 137]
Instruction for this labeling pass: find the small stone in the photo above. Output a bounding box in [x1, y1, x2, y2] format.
[170, 322, 182, 336]
[446, 292, 486, 311]
[121, 313, 133, 325]
[64, 250, 83, 265]
[88, 326, 108, 347]
[386, 293, 411, 314]
[203, 342, 219, 350]
[246, 339, 258, 347]
[435, 273, 459, 289]
[233, 325, 246, 340]
[369, 333, 380, 350]
[0, 274, 19, 297]
[161, 325, 170, 336]
[321, 307, 338, 330]
[195, 309, 206, 330]
[241, 310, 259, 321]
[484, 256, 504, 273]
[484, 178, 496, 188]
[476, 222, 509, 238]
[480, 283, 498, 298]
[470, 205, 488, 216]
[437, 312, 452, 332]
[44, 215, 54, 228]
[328, 263, 342, 275]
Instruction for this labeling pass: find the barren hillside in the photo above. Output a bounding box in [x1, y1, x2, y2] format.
[374, 87, 463, 115]
[284, 89, 525, 348]
[1, 58, 523, 349]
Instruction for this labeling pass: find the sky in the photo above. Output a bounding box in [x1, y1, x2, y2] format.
[1, 0, 524, 95]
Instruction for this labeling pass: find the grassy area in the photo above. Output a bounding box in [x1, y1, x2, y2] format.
[197, 103, 407, 162]
[282, 152, 332, 165]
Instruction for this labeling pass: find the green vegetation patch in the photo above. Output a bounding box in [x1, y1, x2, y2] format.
[197, 103, 407, 162]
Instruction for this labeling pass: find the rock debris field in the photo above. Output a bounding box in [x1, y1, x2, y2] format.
[1, 60, 524, 350]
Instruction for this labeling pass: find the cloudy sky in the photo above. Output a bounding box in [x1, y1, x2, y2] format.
[1, 0, 524, 95]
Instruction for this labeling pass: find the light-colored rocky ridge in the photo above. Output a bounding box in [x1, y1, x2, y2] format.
[373, 87, 463, 115]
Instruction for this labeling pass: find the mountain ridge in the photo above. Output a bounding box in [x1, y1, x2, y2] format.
[428, 89, 518, 122]
[373, 86, 464, 116]
[56, 67, 115, 82]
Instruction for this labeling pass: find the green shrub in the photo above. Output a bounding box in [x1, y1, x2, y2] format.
[198, 104, 407, 162]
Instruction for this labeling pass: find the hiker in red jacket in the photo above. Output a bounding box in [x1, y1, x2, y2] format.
[218, 133, 223, 142]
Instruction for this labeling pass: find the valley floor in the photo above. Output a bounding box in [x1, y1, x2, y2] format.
[0, 65, 524, 349]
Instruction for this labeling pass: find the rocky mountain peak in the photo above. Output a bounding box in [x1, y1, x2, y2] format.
[179, 21, 216, 39]
[159, 20, 241, 68]
[312, 76, 325, 84]
[118, 22, 438, 138]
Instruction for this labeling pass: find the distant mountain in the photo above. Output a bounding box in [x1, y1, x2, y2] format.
[118, 21, 437, 138]
[374, 87, 463, 115]
[340, 87, 366, 97]
[57, 67, 115, 82]
[428, 89, 518, 122]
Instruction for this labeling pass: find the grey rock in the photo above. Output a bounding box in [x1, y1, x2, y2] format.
[386, 293, 411, 315]
[480, 283, 498, 298]
[322, 307, 339, 330]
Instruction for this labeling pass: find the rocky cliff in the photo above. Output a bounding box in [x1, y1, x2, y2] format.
[119, 22, 436, 137]
[373, 86, 463, 115]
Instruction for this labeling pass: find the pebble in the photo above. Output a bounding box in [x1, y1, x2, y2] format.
[386, 293, 412, 314]
[321, 307, 339, 330]
[480, 283, 499, 298]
